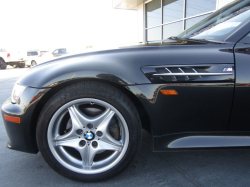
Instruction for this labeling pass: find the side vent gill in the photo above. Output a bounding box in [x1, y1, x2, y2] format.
[141, 64, 234, 83]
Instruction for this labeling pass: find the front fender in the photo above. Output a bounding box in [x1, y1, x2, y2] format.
[17, 53, 150, 88]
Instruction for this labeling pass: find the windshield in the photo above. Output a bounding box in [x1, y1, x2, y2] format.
[177, 0, 250, 42]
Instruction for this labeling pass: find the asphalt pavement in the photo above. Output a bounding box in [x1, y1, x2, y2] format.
[1, 67, 250, 187]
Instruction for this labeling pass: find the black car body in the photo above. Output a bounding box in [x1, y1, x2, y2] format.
[2, 0, 250, 181]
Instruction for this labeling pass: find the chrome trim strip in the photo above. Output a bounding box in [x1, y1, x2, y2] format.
[165, 68, 177, 80]
[178, 67, 189, 80]
[153, 73, 233, 76]
[192, 68, 202, 78]
[168, 136, 250, 148]
[165, 67, 172, 73]
[178, 67, 185, 73]
[192, 68, 198, 73]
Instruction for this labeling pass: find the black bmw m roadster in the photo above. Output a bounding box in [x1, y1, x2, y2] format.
[2, 0, 250, 182]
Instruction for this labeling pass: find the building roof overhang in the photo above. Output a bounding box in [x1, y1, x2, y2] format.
[113, 0, 147, 10]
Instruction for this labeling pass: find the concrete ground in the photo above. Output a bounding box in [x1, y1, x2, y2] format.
[1, 67, 250, 187]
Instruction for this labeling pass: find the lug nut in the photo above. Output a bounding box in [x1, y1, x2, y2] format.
[76, 129, 83, 135]
[92, 141, 98, 147]
[79, 140, 86, 147]
[87, 124, 93, 129]
[96, 131, 103, 137]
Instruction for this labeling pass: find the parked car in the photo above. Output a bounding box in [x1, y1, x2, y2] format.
[0, 49, 26, 69]
[2, 0, 250, 182]
[52, 48, 69, 57]
[26, 50, 53, 67]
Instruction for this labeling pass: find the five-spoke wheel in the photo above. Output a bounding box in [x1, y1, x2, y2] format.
[36, 82, 141, 181]
[48, 99, 129, 173]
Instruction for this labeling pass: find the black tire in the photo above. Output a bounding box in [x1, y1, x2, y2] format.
[0, 58, 7, 69]
[31, 60, 37, 66]
[18, 63, 25, 68]
[36, 82, 142, 182]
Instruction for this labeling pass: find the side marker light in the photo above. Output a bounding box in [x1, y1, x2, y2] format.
[4, 115, 21, 123]
[160, 90, 178, 95]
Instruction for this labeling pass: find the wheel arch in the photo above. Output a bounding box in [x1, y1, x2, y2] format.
[30, 78, 151, 152]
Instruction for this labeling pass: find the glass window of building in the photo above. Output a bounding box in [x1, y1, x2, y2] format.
[185, 14, 211, 30]
[163, 0, 184, 23]
[185, 0, 216, 18]
[147, 27, 161, 41]
[163, 21, 183, 39]
[146, 0, 161, 28]
[145, 0, 233, 43]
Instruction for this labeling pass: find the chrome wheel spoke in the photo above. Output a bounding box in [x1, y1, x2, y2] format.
[68, 106, 84, 129]
[96, 109, 115, 132]
[55, 128, 79, 142]
[71, 105, 99, 128]
[70, 105, 114, 129]
[79, 140, 122, 167]
[96, 109, 122, 147]
[98, 139, 122, 152]
[79, 145, 92, 167]
[99, 132, 122, 148]
[76, 108, 114, 129]
[79, 145, 97, 167]
[55, 137, 80, 148]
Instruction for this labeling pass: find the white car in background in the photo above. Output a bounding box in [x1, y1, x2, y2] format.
[26, 50, 53, 67]
[0, 48, 26, 69]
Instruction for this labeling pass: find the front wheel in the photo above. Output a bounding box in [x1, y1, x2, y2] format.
[36, 82, 141, 182]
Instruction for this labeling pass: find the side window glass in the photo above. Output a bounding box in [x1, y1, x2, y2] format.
[240, 32, 250, 44]
[59, 49, 66, 54]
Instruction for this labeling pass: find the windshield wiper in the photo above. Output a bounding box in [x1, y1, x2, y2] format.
[182, 38, 225, 44]
[168, 36, 179, 40]
[167, 36, 225, 44]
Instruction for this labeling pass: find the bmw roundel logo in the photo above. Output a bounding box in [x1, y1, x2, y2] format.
[86, 133, 93, 139]
[84, 131, 95, 140]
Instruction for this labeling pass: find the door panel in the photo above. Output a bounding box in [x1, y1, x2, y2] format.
[135, 44, 236, 136]
[128, 82, 234, 136]
[229, 42, 250, 130]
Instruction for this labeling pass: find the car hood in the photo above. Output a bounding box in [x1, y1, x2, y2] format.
[31, 39, 209, 68]
[17, 39, 232, 88]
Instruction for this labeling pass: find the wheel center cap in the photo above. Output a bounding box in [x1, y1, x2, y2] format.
[84, 131, 95, 140]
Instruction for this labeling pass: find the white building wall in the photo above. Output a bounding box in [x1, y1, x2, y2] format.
[137, 3, 145, 43]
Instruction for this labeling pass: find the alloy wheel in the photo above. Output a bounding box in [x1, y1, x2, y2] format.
[47, 98, 129, 174]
